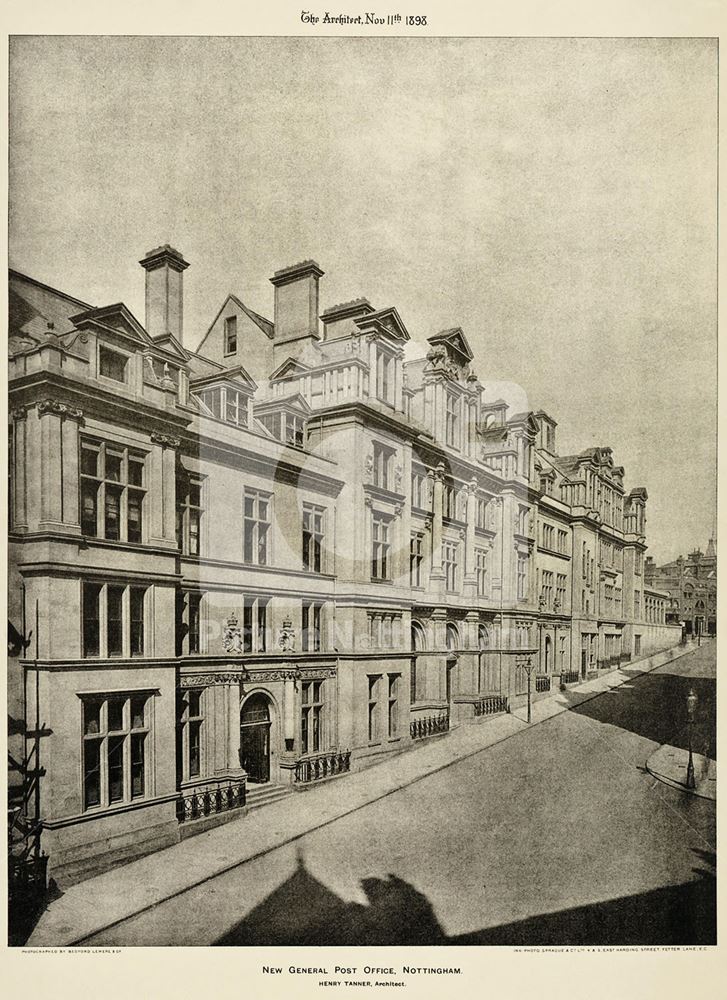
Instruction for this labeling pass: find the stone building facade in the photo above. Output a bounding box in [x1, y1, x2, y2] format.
[8, 247, 681, 884]
[645, 540, 717, 637]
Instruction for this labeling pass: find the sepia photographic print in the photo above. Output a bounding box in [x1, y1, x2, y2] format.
[4, 20, 719, 983]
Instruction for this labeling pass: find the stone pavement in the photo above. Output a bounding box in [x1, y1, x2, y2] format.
[646, 743, 717, 800]
[27, 640, 700, 948]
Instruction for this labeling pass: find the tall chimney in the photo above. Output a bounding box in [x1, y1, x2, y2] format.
[139, 244, 190, 341]
[269, 260, 324, 359]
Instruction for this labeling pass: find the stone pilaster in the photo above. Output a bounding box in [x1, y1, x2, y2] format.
[149, 433, 180, 548]
[429, 464, 445, 586]
[37, 399, 84, 533]
[367, 334, 378, 401]
[463, 478, 478, 598]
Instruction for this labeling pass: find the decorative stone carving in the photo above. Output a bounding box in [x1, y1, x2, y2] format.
[161, 362, 176, 389]
[246, 668, 300, 683]
[424, 343, 465, 382]
[222, 612, 244, 654]
[150, 432, 180, 448]
[36, 399, 84, 421]
[394, 464, 403, 491]
[298, 666, 337, 680]
[365, 452, 374, 480]
[11, 406, 26, 421]
[278, 618, 296, 653]
[180, 672, 244, 687]
[144, 356, 158, 382]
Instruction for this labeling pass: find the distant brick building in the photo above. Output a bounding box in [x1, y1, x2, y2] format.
[645, 540, 717, 637]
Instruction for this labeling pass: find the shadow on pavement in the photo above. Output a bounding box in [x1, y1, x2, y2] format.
[213, 848, 716, 947]
[564, 669, 716, 761]
[215, 852, 445, 946]
[8, 877, 64, 947]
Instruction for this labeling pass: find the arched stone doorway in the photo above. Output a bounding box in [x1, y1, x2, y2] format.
[240, 692, 272, 784]
[544, 635, 552, 673]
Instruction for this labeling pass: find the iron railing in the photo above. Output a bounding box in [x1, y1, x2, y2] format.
[295, 749, 351, 784]
[176, 779, 246, 823]
[535, 675, 551, 693]
[560, 669, 580, 685]
[473, 695, 509, 717]
[410, 712, 450, 740]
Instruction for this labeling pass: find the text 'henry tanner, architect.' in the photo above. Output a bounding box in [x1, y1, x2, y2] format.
[8, 245, 682, 886]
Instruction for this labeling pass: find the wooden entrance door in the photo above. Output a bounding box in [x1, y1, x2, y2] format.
[240, 694, 271, 784]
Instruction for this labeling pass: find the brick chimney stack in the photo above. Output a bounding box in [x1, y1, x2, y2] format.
[139, 244, 190, 342]
[269, 260, 324, 361]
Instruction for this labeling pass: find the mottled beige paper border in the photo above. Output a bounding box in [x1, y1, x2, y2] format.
[0, 1, 724, 998]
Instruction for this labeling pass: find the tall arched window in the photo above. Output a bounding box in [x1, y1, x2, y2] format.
[478, 624, 490, 650]
[411, 621, 426, 652]
[446, 623, 459, 652]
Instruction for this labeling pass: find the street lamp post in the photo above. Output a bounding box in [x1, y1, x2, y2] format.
[686, 688, 697, 790]
[518, 654, 534, 724]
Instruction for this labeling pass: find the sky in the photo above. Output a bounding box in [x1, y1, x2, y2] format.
[8, 36, 717, 564]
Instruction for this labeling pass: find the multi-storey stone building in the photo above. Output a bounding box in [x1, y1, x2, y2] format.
[645, 540, 717, 637]
[8, 247, 681, 884]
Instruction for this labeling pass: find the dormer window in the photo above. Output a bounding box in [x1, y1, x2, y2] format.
[196, 384, 249, 428]
[285, 413, 305, 448]
[258, 410, 307, 449]
[539, 472, 555, 496]
[99, 345, 129, 383]
[224, 316, 237, 356]
[225, 387, 247, 426]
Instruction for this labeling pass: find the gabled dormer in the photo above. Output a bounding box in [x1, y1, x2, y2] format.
[190, 365, 257, 430]
[151, 331, 189, 363]
[269, 356, 311, 384]
[424, 327, 476, 384]
[254, 392, 312, 449]
[70, 302, 157, 391]
[354, 305, 411, 344]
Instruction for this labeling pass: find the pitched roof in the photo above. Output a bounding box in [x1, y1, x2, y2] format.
[9, 269, 94, 350]
[197, 293, 274, 353]
[427, 326, 474, 362]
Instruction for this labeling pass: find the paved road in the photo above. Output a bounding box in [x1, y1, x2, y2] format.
[86, 643, 716, 946]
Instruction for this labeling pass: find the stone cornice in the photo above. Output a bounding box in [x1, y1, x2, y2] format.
[10, 370, 191, 436]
